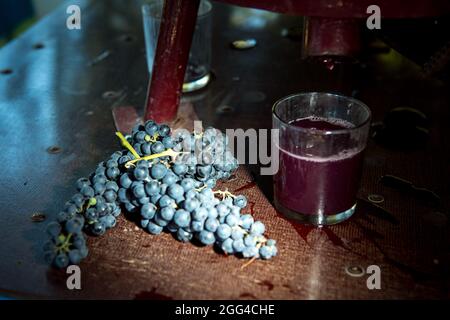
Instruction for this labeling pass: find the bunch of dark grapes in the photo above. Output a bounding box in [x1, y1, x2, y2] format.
[43, 150, 125, 268]
[43, 120, 277, 268]
[171, 126, 239, 187]
[43, 220, 88, 268]
[118, 155, 277, 259]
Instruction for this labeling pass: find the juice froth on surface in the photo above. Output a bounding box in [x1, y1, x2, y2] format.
[288, 116, 354, 131]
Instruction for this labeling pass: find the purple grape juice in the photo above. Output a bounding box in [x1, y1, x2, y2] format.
[274, 117, 364, 217]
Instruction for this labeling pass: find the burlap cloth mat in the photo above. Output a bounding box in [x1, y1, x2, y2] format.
[44, 157, 448, 300]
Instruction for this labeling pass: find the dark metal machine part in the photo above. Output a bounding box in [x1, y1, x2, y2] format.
[0, 0, 449, 299]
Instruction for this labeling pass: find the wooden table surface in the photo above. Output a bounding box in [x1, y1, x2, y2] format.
[0, 0, 448, 299]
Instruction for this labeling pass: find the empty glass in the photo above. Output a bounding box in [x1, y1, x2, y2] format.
[142, 0, 212, 93]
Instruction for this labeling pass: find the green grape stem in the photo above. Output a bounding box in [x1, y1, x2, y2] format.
[213, 189, 236, 200]
[240, 242, 264, 270]
[145, 133, 159, 143]
[124, 149, 188, 168]
[55, 233, 73, 254]
[193, 130, 203, 139]
[195, 185, 207, 192]
[115, 132, 141, 159]
[77, 197, 96, 215]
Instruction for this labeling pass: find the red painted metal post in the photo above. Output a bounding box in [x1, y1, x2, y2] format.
[144, 0, 201, 123]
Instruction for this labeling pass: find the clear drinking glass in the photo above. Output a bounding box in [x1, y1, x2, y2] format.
[272, 92, 371, 225]
[142, 0, 212, 93]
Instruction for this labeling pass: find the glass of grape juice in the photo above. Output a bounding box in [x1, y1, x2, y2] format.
[272, 92, 371, 225]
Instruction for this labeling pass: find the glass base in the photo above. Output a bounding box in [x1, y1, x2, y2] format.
[274, 200, 356, 226]
[182, 73, 211, 93]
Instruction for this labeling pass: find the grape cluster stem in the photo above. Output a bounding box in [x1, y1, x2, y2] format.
[56, 233, 72, 254]
[145, 133, 159, 143]
[213, 189, 236, 200]
[115, 132, 141, 159]
[124, 149, 187, 168]
[240, 243, 263, 270]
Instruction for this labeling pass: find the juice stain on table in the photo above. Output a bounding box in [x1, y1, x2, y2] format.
[257, 280, 274, 291]
[248, 201, 255, 215]
[234, 181, 257, 192]
[134, 288, 173, 300]
[275, 210, 353, 252]
[239, 292, 257, 299]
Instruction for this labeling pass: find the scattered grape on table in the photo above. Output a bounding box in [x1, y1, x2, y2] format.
[43, 120, 277, 268]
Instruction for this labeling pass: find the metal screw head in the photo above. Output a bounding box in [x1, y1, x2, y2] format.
[368, 194, 385, 204]
[47, 146, 62, 154]
[102, 91, 120, 99]
[120, 34, 135, 43]
[31, 212, 46, 222]
[33, 43, 45, 50]
[345, 265, 365, 277]
[216, 105, 234, 114]
[231, 39, 257, 50]
[1, 69, 12, 75]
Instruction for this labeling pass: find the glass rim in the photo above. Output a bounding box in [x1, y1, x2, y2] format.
[272, 92, 372, 135]
[142, 0, 212, 18]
